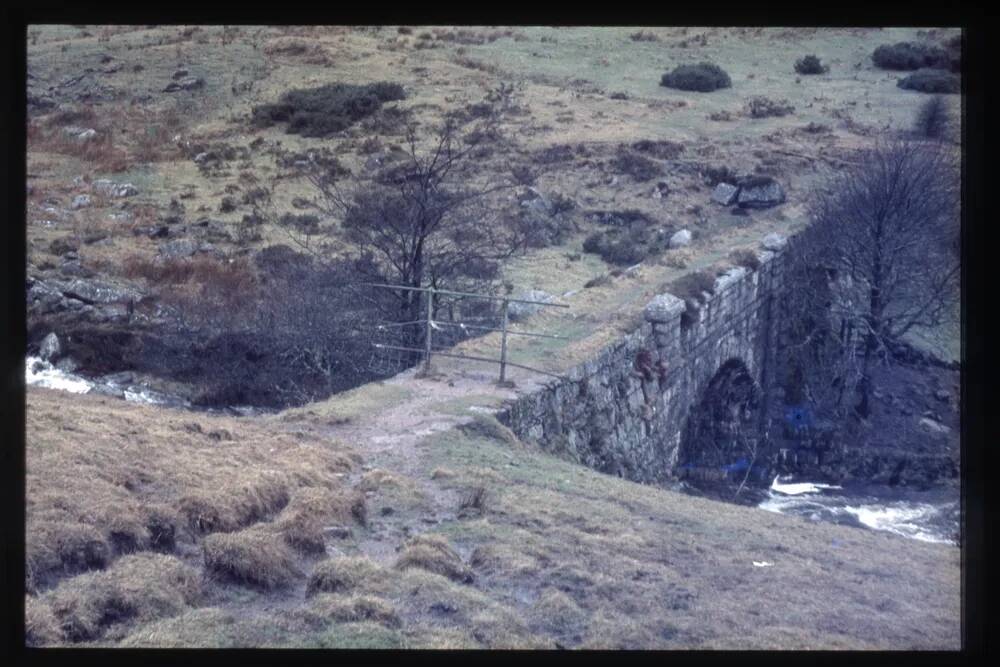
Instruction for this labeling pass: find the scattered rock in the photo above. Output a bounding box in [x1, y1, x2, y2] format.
[669, 229, 692, 249]
[163, 76, 204, 93]
[761, 233, 788, 251]
[737, 177, 785, 209]
[70, 194, 93, 210]
[62, 126, 94, 140]
[711, 182, 740, 206]
[59, 260, 93, 278]
[93, 180, 138, 198]
[644, 293, 686, 323]
[652, 181, 670, 200]
[62, 278, 142, 305]
[919, 417, 950, 435]
[39, 332, 61, 361]
[159, 238, 200, 260]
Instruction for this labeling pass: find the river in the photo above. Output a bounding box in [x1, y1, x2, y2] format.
[760, 475, 960, 546]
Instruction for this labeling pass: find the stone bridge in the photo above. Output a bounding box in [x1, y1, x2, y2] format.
[497, 235, 789, 486]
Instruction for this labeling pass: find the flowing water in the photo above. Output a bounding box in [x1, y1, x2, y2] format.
[759, 475, 960, 545]
[24, 356, 264, 415]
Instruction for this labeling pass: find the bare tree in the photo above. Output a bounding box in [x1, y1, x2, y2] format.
[299, 91, 527, 347]
[787, 138, 959, 419]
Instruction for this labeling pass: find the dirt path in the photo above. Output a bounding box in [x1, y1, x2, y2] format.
[282, 215, 801, 566]
[306, 363, 542, 565]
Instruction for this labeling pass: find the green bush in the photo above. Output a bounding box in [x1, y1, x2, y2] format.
[897, 69, 960, 94]
[872, 42, 949, 71]
[660, 62, 732, 92]
[794, 55, 827, 75]
[252, 82, 406, 138]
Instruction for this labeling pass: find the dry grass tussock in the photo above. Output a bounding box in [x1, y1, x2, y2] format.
[35, 553, 200, 643]
[26, 389, 360, 593]
[394, 533, 474, 584]
[202, 526, 302, 589]
[308, 594, 401, 629]
[306, 556, 387, 596]
[271, 486, 368, 554]
[29, 103, 185, 171]
[262, 37, 333, 65]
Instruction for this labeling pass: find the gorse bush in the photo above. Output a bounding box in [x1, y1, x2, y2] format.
[745, 96, 795, 118]
[897, 69, 960, 94]
[872, 42, 950, 71]
[914, 95, 950, 139]
[583, 223, 671, 266]
[252, 82, 406, 138]
[660, 62, 732, 92]
[612, 150, 661, 181]
[794, 55, 827, 75]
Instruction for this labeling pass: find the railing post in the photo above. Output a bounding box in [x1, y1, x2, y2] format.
[424, 287, 434, 374]
[498, 298, 509, 383]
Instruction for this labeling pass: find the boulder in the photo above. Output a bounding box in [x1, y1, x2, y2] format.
[644, 293, 686, 323]
[39, 332, 61, 361]
[159, 238, 200, 260]
[164, 76, 204, 92]
[62, 278, 142, 304]
[508, 289, 554, 321]
[669, 229, 692, 249]
[70, 194, 93, 210]
[711, 182, 740, 206]
[761, 233, 788, 251]
[737, 178, 785, 208]
[519, 187, 552, 216]
[63, 126, 98, 142]
[93, 180, 138, 198]
[55, 357, 80, 373]
[934, 389, 951, 402]
[919, 417, 951, 435]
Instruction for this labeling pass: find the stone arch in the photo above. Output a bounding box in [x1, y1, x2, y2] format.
[678, 358, 765, 483]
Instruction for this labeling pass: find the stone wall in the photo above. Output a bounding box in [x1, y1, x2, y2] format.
[496, 237, 787, 485]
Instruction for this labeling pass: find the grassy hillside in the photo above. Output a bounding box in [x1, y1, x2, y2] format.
[24, 25, 962, 650]
[25, 386, 960, 649]
[27, 26, 960, 344]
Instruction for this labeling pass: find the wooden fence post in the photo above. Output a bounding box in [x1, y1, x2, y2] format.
[424, 287, 434, 374]
[498, 298, 509, 383]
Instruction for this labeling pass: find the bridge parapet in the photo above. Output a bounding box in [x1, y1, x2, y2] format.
[497, 235, 788, 485]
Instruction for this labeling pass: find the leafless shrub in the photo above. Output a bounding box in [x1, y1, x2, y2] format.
[786, 138, 959, 418]
[745, 96, 795, 118]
